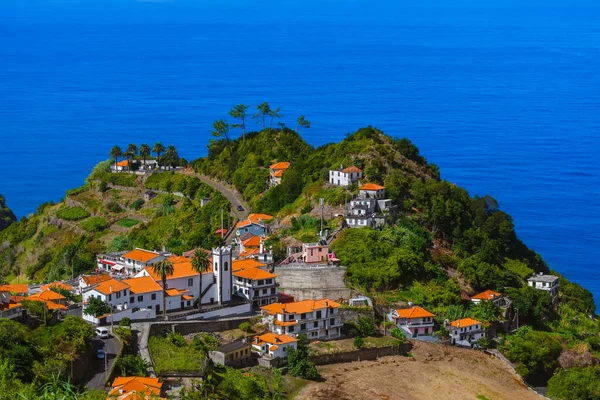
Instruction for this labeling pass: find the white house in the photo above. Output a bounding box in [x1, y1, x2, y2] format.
[470, 289, 506, 307]
[0, 290, 22, 320]
[269, 162, 290, 186]
[527, 273, 559, 304]
[252, 333, 297, 359]
[447, 318, 484, 347]
[261, 299, 342, 340]
[389, 306, 435, 338]
[79, 274, 112, 294]
[111, 160, 130, 172]
[82, 278, 131, 322]
[329, 165, 362, 187]
[122, 276, 163, 314]
[359, 183, 386, 199]
[121, 249, 166, 274]
[232, 260, 278, 308]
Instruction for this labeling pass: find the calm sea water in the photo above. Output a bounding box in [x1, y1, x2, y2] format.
[1, 0, 599, 308]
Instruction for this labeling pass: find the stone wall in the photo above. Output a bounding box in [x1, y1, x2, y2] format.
[311, 343, 412, 366]
[338, 307, 374, 325]
[275, 265, 353, 301]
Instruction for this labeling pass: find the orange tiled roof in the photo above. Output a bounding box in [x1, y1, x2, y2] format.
[269, 345, 278, 351]
[144, 255, 211, 281]
[122, 249, 162, 263]
[232, 259, 267, 271]
[166, 288, 187, 297]
[215, 228, 228, 235]
[233, 266, 277, 281]
[341, 166, 362, 173]
[82, 274, 112, 285]
[29, 290, 65, 301]
[109, 376, 163, 398]
[269, 162, 290, 170]
[24, 298, 67, 310]
[0, 284, 28, 294]
[239, 248, 261, 258]
[395, 306, 435, 319]
[236, 214, 274, 228]
[116, 160, 129, 167]
[40, 282, 73, 292]
[242, 236, 262, 248]
[254, 333, 297, 346]
[122, 276, 162, 294]
[450, 318, 481, 328]
[471, 289, 502, 301]
[182, 294, 194, 301]
[360, 183, 385, 191]
[0, 301, 22, 311]
[94, 278, 129, 295]
[262, 299, 341, 315]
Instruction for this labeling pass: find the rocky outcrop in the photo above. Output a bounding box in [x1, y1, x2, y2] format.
[0, 194, 16, 231]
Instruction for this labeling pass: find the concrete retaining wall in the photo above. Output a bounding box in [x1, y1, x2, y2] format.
[312, 343, 412, 366]
[185, 303, 252, 320]
[275, 266, 353, 301]
[149, 316, 251, 337]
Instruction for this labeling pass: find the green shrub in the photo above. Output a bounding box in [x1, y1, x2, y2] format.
[108, 173, 137, 187]
[107, 201, 123, 213]
[119, 317, 131, 326]
[353, 336, 364, 349]
[390, 327, 406, 341]
[66, 185, 89, 197]
[81, 217, 109, 232]
[131, 199, 145, 210]
[117, 218, 140, 228]
[99, 180, 108, 193]
[57, 206, 90, 221]
[355, 316, 376, 337]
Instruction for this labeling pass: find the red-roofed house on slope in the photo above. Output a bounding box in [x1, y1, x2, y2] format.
[269, 162, 290, 186]
[389, 306, 436, 339]
[446, 318, 485, 347]
[329, 165, 362, 187]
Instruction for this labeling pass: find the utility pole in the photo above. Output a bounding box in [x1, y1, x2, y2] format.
[221, 209, 224, 239]
[320, 198, 324, 238]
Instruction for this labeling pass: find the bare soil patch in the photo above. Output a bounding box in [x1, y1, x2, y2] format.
[296, 340, 541, 400]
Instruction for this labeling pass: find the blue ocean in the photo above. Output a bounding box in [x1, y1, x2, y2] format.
[1, 0, 599, 307]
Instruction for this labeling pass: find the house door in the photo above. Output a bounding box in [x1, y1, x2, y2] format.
[155, 304, 159, 313]
[181, 302, 184, 309]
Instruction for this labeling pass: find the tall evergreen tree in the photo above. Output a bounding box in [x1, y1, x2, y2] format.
[228, 104, 249, 141]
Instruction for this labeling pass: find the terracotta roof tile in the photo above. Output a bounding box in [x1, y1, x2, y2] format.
[254, 333, 297, 346]
[242, 236, 262, 247]
[233, 266, 277, 281]
[40, 282, 73, 292]
[82, 274, 112, 285]
[269, 162, 290, 170]
[262, 299, 341, 315]
[395, 306, 435, 319]
[93, 279, 129, 295]
[450, 318, 481, 328]
[29, 290, 65, 301]
[0, 284, 29, 294]
[471, 289, 502, 301]
[122, 249, 162, 263]
[341, 166, 362, 173]
[122, 276, 162, 294]
[360, 183, 385, 191]
[109, 376, 163, 398]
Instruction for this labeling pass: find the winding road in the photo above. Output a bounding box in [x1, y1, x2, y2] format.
[83, 335, 121, 390]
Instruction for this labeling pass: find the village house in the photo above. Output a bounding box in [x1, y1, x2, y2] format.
[261, 298, 342, 340]
[232, 260, 278, 308]
[235, 213, 274, 238]
[0, 284, 29, 296]
[269, 162, 290, 186]
[111, 160, 130, 172]
[120, 249, 167, 274]
[79, 274, 112, 294]
[345, 197, 377, 228]
[108, 376, 164, 400]
[95, 251, 127, 272]
[301, 241, 331, 264]
[0, 289, 22, 319]
[209, 341, 253, 367]
[359, 183, 386, 199]
[389, 306, 436, 338]
[252, 332, 298, 360]
[28, 290, 67, 306]
[82, 278, 130, 314]
[447, 317, 485, 347]
[239, 235, 262, 258]
[329, 165, 362, 187]
[527, 273, 559, 304]
[40, 282, 73, 293]
[470, 289, 506, 307]
[122, 276, 164, 314]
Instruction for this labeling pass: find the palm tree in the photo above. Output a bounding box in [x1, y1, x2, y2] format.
[139, 143, 151, 169]
[191, 249, 210, 310]
[125, 144, 138, 173]
[153, 142, 165, 168]
[109, 146, 122, 171]
[154, 259, 174, 320]
[164, 145, 178, 169]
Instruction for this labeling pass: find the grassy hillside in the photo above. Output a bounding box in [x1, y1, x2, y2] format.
[0, 166, 232, 283]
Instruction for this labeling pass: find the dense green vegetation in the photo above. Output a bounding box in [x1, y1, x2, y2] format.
[148, 332, 208, 375]
[56, 206, 91, 221]
[0, 317, 105, 399]
[0, 194, 16, 231]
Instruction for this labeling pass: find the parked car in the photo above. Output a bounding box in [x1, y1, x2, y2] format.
[96, 349, 105, 359]
[96, 327, 110, 339]
[237, 205, 244, 211]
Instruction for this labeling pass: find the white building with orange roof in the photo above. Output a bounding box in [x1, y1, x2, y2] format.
[120, 249, 166, 274]
[40, 281, 73, 293]
[232, 259, 278, 308]
[470, 289, 505, 307]
[261, 298, 342, 340]
[29, 289, 67, 306]
[122, 276, 164, 314]
[0, 288, 23, 319]
[111, 160, 130, 172]
[82, 278, 130, 313]
[252, 332, 297, 359]
[390, 306, 436, 338]
[329, 165, 363, 186]
[0, 284, 29, 296]
[108, 376, 164, 400]
[269, 161, 290, 186]
[79, 274, 112, 293]
[359, 183, 386, 199]
[235, 213, 274, 238]
[446, 317, 485, 347]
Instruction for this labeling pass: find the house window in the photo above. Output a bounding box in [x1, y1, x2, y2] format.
[151, 294, 156, 300]
[224, 262, 228, 271]
[130, 296, 134, 303]
[271, 288, 276, 294]
[288, 326, 294, 333]
[108, 294, 112, 301]
[314, 321, 318, 328]
[123, 289, 127, 296]
[188, 278, 193, 287]
[330, 318, 335, 325]
[301, 324, 306, 331]
[137, 295, 143, 302]
[116, 292, 121, 299]
[262, 289, 267, 294]
[254, 290, 259, 297]
[288, 314, 295, 321]
[266, 279, 272, 284]
[301, 313, 306, 320]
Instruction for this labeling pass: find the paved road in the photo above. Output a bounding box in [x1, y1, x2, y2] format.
[193, 174, 250, 221]
[83, 335, 121, 390]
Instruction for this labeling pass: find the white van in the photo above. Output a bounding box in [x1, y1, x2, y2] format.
[96, 327, 110, 339]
